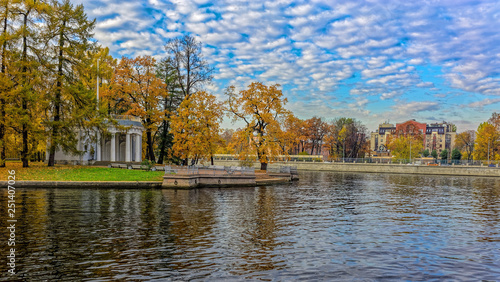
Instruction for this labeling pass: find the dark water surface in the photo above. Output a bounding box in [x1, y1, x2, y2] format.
[1, 172, 500, 281]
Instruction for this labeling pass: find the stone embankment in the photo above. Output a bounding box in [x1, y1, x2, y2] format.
[213, 160, 500, 177]
[162, 166, 295, 188]
[0, 181, 162, 189]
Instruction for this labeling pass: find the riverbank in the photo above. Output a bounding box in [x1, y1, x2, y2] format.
[0, 175, 290, 189]
[0, 162, 164, 181]
[0, 162, 292, 188]
[213, 160, 500, 177]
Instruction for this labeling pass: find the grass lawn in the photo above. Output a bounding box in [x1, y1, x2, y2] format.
[0, 162, 164, 182]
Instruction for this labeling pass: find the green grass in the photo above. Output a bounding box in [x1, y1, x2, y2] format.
[0, 162, 164, 182]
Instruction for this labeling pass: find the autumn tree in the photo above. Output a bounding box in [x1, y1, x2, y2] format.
[45, 0, 96, 166]
[0, 0, 16, 166]
[324, 117, 367, 160]
[227, 82, 290, 170]
[322, 123, 336, 160]
[278, 113, 303, 156]
[111, 56, 167, 162]
[164, 35, 213, 98]
[473, 122, 500, 161]
[171, 91, 223, 165]
[216, 128, 235, 154]
[4, 0, 53, 167]
[387, 134, 423, 161]
[304, 116, 328, 155]
[488, 112, 500, 129]
[455, 130, 475, 161]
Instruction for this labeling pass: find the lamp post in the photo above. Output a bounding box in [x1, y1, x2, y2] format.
[343, 138, 345, 162]
[488, 137, 490, 165]
[409, 135, 412, 164]
[95, 59, 101, 161]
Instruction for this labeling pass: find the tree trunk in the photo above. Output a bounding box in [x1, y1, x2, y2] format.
[0, 10, 7, 168]
[146, 128, 155, 162]
[260, 162, 267, 171]
[49, 22, 65, 167]
[21, 13, 30, 168]
[156, 119, 170, 164]
[0, 100, 5, 167]
[211, 155, 214, 166]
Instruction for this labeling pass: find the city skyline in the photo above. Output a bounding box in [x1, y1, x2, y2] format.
[76, 0, 500, 131]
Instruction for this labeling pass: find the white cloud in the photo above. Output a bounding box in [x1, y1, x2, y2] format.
[468, 98, 500, 109]
[77, 0, 500, 130]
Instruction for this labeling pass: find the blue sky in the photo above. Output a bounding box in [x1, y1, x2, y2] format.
[77, 0, 500, 132]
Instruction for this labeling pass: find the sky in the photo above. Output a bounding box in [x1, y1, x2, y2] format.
[76, 0, 500, 132]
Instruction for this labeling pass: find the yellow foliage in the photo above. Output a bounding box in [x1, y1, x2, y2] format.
[171, 91, 224, 163]
[387, 134, 423, 160]
[473, 122, 500, 160]
[227, 82, 290, 169]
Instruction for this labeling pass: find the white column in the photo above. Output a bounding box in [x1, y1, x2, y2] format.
[125, 133, 131, 162]
[110, 133, 116, 162]
[135, 134, 141, 162]
[96, 131, 101, 161]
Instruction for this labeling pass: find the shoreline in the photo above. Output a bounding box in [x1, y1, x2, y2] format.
[0, 177, 292, 189]
[214, 160, 500, 178]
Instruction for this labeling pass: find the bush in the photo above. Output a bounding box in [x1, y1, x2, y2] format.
[422, 149, 430, 157]
[298, 151, 310, 155]
[451, 148, 462, 160]
[431, 150, 438, 159]
[440, 149, 448, 160]
[239, 158, 255, 168]
[140, 159, 155, 171]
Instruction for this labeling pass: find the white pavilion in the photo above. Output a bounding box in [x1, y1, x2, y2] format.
[49, 116, 144, 165]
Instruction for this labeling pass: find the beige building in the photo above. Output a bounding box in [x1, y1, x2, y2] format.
[370, 120, 457, 158]
[370, 123, 396, 156]
[423, 122, 457, 156]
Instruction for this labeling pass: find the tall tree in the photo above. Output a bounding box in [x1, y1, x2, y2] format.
[217, 128, 234, 154]
[304, 116, 328, 155]
[0, 0, 17, 166]
[325, 117, 367, 160]
[111, 56, 167, 162]
[10, 0, 48, 167]
[488, 112, 500, 129]
[45, 0, 96, 166]
[279, 113, 303, 156]
[455, 130, 475, 161]
[155, 57, 182, 164]
[171, 90, 224, 165]
[164, 35, 213, 98]
[473, 122, 500, 161]
[227, 82, 290, 170]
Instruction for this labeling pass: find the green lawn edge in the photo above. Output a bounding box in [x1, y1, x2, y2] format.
[1, 164, 164, 182]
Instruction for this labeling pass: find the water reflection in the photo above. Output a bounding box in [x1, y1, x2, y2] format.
[1, 172, 499, 281]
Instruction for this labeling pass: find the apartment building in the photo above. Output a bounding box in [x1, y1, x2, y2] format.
[370, 120, 457, 157]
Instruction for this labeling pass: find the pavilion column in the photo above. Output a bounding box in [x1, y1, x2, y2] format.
[110, 133, 116, 162]
[125, 133, 131, 162]
[135, 134, 142, 162]
[96, 131, 101, 161]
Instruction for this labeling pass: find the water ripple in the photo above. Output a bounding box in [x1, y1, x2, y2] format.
[1, 172, 499, 281]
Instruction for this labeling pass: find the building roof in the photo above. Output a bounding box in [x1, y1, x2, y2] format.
[113, 115, 144, 128]
[118, 119, 144, 128]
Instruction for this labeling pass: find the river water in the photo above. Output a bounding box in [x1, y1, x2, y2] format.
[1, 172, 500, 281]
